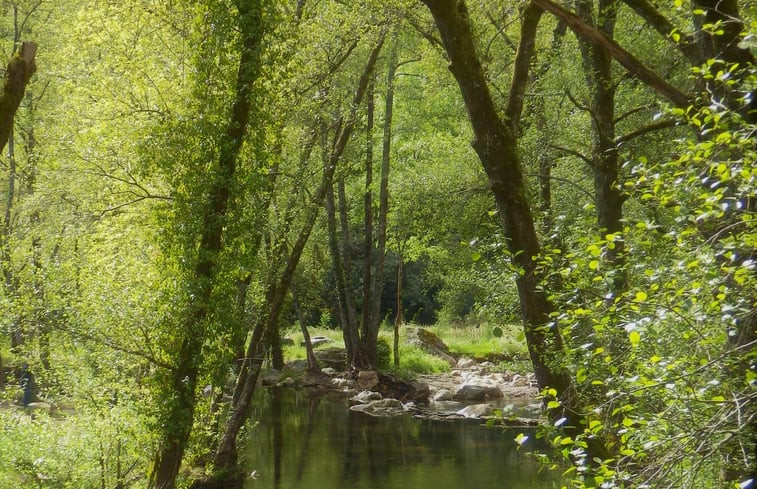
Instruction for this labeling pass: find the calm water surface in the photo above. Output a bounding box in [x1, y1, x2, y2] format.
[243, 388, 556, 489]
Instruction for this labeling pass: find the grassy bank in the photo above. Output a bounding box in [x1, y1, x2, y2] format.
[280, 322, 531, 378]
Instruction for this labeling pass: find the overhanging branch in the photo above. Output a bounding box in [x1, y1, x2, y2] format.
[532, 0, 692, 107]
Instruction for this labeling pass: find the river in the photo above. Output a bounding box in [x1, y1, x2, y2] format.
[243, 388, 557, 489]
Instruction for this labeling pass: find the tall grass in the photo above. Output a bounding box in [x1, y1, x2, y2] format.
[279, 321, 531, 376]
[430, 321, 527, 360]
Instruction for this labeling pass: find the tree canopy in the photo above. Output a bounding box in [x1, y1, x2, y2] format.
[0, 1, 754, 488]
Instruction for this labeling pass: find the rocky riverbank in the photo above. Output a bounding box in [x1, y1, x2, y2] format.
[260, 353, 541, 425]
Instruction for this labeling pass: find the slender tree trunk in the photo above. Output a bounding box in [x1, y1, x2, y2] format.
[268, 325, 284, 370]
[362, 76, 375, 347]
[210, 33, 386, 474]
[337, 178, 359, 336]
[369, 31, 399, 350]
[326, 181, 360, 362]
[393, 254, 403, 367]
[150, 4, 265, 488]
[421, 0, 609, 460]
[574, 0, 627, 292]
[3, 128, 21, 350]
[292, 286, 319, 372]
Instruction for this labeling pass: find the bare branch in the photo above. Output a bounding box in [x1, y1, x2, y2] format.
[548, 143, 593, 166]
[614, 102, 657, 124]
[525, 172, 596, 202]
[616, 119, 679, 144]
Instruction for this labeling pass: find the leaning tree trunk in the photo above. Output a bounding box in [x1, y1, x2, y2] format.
[150, 4, 265, 489]
[421, 0, 610, 461]
[292, 286, 319, 372]
[209, 32, 386, 475]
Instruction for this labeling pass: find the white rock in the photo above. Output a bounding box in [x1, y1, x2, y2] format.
[456, 357, 477, 369]
[432, 389, 453, 401]
[457, 404, 494, 418]
[351, 390, 383, 403]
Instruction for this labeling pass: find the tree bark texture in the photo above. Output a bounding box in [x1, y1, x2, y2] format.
[393, 256, 403, 367]
[150, 4, 264, 488]
[326, 180, 361, 364]
[621, 0, 701, 65]
[574, 0, 627, 292]
[421, 0, 610, 460]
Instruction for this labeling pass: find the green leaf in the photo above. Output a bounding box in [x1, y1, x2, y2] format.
[629, 331, 641, 347]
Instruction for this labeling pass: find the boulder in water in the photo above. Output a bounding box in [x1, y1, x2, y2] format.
[432, 388, 453, 402]
[351, 390, 383, 404]
[350, 398, 405, 417]
[457, 404, 494, 418]
[453, 383, 503, 401]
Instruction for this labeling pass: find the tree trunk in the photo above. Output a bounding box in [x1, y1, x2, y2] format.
[210, 32, 386, 474]
[369, 31, 399, 348]
[337, 177, 359, 338]
[393, 254, 403, 367]
[532, 0, 690, 107]
[292, 286, 319, 372]
[150, 4, 265, 488]
[0, 42, 36, 154]
[421, 0, 610, 460]
[362, 76, 375, 342]
[326, 181, 360, 363]
[3, 127, 21, 350]
[574, 0, 627, 293]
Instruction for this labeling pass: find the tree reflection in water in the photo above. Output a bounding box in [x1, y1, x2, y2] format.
[245, 389, 555, 489]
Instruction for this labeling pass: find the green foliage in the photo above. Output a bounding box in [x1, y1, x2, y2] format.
[434, 322, 527, 361]
[388, 344, 450, 381]
[0, 403, 151, 488]
[522, 55, 757, 488]
[375, 337, 391, 370]
[0, 1, 754, 487]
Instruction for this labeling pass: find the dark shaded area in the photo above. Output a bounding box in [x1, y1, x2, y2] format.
[312, 250, 441, 329]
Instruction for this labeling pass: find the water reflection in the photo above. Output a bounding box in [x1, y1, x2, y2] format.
[245, 388, 555, 489]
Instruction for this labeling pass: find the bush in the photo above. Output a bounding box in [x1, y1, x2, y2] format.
[375, 337, 391, 370]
